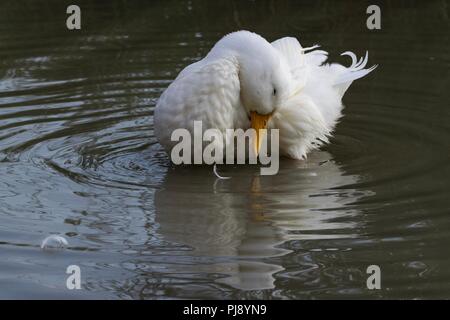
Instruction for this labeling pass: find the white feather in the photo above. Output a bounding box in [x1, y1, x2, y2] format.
[333, 51, 378, 96]
[271, 37, 305, 69]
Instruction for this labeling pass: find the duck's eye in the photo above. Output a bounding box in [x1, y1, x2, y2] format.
[273, 88, 277, 96]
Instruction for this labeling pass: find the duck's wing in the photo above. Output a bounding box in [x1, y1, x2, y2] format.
[154, 58, 248, 153]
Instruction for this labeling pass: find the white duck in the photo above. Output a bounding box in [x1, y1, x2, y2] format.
[154, 30, 376, 160]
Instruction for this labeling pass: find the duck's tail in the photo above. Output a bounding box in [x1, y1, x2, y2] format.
[333, 51, 378, 96]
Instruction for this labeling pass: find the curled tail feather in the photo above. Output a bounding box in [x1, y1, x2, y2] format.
[334, 51, 377, 96]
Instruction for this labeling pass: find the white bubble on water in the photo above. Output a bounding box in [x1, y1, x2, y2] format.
[41, 235, 69, 251]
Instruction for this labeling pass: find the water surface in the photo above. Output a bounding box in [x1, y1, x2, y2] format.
[0, 0, 449, 299]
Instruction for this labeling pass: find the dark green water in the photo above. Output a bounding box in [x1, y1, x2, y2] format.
[0, 0, 449, 299]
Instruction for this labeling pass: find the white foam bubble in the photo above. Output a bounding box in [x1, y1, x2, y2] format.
[41, 235, 69, 251]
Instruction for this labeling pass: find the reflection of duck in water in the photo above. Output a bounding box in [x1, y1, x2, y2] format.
[154, 151, 369, 290]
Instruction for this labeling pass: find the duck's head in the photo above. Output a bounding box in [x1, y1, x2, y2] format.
[216, 31, 294, 154]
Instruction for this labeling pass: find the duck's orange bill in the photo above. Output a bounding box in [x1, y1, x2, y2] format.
[250, 111, 272, 156]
